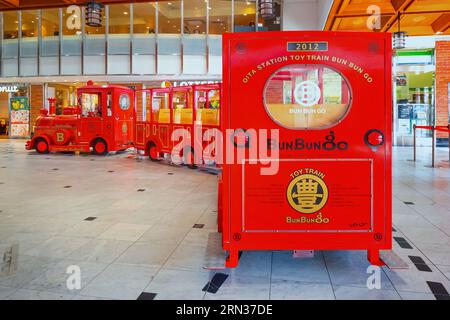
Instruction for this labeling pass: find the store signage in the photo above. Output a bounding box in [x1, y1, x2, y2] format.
[172, 81, 220, 87]
[0, 85, 19, 93]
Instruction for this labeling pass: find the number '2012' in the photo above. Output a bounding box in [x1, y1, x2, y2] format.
[296, 43, 319, 50]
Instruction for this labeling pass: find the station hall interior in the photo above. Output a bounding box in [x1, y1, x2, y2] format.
[0, 0, 450, 301]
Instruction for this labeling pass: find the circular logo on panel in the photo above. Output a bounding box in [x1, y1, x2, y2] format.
[294, 80, 321, 107]
[287, 173, 328, 214]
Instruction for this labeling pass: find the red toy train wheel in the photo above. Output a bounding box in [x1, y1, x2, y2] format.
[92, 139, 108, 155]
[148, 144, 160, 162]
[35, 138, 49, 154]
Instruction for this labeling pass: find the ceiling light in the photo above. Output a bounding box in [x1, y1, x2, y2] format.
[259, 0, 275, 20]
[393, 14, 406, 50]
[86, 1, 104, 28]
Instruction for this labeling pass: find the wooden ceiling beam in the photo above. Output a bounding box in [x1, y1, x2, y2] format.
[381, 0, 415, 32]
[0, 0, 19, 8]
[323, 0, 349, 31]
[335, 10, 450, 19]
[431, 13, 450, 34]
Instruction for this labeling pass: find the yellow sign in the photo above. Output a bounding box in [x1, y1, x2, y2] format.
[287, 171, 328, 214]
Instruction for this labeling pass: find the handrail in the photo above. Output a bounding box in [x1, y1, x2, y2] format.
[413, 124, 450, 168]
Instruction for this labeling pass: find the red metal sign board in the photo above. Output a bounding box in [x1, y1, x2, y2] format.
[219, 31, 392, 268]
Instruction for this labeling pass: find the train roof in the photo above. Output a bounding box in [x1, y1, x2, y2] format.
[78, 81, 134, 91]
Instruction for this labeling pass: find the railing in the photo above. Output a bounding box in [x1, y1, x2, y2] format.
[413, 124, 450, 168]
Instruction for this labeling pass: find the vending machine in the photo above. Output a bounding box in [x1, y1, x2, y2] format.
[220, 31, 392, 268]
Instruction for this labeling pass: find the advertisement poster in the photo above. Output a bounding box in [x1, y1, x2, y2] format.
[9, 97, 30, 138]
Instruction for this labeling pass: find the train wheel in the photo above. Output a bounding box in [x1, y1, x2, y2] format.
[35, 138, 49, 154]
[92, 139, 108, 156]
[183, 147, 198, 169]
[148, 144, 160, 162]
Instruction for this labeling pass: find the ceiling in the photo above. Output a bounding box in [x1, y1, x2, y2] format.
[324, 0, 450, 36]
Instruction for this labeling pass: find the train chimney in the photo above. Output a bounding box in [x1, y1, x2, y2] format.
[48, 98, 57, 115]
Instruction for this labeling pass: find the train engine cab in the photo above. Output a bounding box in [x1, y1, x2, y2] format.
[26, 81, 135, 155]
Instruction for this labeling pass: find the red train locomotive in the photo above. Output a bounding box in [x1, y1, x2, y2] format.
[26, 81, 135, 155]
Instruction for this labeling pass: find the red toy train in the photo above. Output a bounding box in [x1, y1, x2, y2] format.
[26, 81, 222, 165]
[26, 81, 135, 155]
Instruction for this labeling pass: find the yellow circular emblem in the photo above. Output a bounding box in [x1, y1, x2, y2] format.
[287, 174, 328, 214]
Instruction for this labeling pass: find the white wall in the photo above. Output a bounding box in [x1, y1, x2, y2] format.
[317, 0, 334, 30]
[283, 0, 318, 30]
[282, 0, 333, 31]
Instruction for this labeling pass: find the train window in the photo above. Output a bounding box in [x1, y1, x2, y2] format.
[119, 94, 131, 111]
[173, 91, 193, 124]
[263, 65, 352, 129]
[196, 89, 220, 126]
[107, 92, 112, 117]
[208, 90, 220, 109]
[152, 92, 170, 123]
[81, 93, 102, 117]
[196, 91, 207, 109]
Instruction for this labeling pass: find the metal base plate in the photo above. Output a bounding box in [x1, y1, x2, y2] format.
[380, 250, 409, 269]
[203, 232, 227, 270]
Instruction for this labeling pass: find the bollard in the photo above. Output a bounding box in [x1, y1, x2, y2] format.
[413, 124, 416, 162]
[432, 126, 436, 168]
[448, 124, 450, 163]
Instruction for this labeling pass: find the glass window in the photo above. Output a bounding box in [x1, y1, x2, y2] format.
[196, 89, 220, 125]
[152, 91, 170, 123]
[21, 10, 39, 61]
[264, 65, 352, 129]
[133, 2, 156, 34]
[81, 93, 102, 117]
[41, 9, 59, 57]
[184, 0, 206, 34]
[234, 0, 256, 32]
[119, 94, 131, 110]
[173, 90, 192, 124]
[21, 10, 39, 38]
[107, 92, 112, 116]
[209, 0, 232, 34]
[158, 1, 181, 34]
[41, 9, 59, 37]
[3, 11, 19, 39]
[109, 3, 130, 34]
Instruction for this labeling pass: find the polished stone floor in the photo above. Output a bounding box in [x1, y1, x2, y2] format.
[0, 139, 450, 300]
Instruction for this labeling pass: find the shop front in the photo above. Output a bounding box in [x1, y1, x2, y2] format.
[0, 84, 31, 138]
[393, 49, 435, 147]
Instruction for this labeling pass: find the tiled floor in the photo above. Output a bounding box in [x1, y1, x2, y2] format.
[1, 140, 450, 300]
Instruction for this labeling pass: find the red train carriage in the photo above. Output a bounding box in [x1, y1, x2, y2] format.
[135, 84, 221, 166]
[26, 81, 135, 155]
[219, 31, 392, 268]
